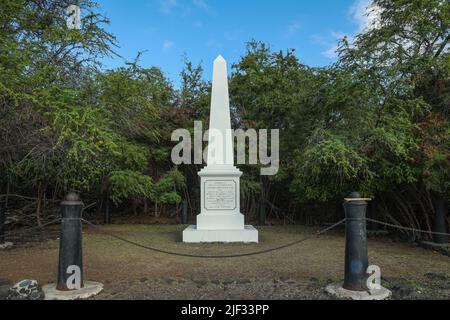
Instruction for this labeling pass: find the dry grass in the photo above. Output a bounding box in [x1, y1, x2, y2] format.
[0, 224, 449, 299]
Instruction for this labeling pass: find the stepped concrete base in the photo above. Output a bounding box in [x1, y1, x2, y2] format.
[325, 282, 391, 300]
[42, 281, 103, 300]
[197, 213, 245, 230]
[183, 225, 258, 243]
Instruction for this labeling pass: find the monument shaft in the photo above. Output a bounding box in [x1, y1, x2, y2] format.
[182, 55, 258, 243]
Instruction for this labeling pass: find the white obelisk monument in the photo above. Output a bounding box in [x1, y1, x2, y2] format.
[183, 55, 259, 243]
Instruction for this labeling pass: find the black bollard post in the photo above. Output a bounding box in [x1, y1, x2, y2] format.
[0, 205, 5, 243]
[182, 199, 188, 224]
[432, 195, 449, 244]
[57, 192, 84, 291]
[343, 192, 369, 291]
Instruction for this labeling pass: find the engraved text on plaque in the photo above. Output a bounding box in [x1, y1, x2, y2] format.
[204, 181, 236, 210]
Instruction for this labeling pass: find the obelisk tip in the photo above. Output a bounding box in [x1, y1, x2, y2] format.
[215, 54, 226, 63]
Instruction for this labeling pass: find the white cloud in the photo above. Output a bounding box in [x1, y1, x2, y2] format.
[313, 32, 351, 59]
[322, 33, 350, 59]
[224, 30, 242, 41]
[163, 40, 175, 50]
[322, 45, 339, 59]
[206, 39, 223, 51]
[159, 0, 212, 16]
[311, 34, 328, 46]
[160, 0, 177, 14]
[313, 0, 381, 60]
[331, 31, 348, 41]
[349, 0, 381, 32]
[193, 0, 208, 9]
[286, 20, 301, 38]
[349, 0, 369, 31]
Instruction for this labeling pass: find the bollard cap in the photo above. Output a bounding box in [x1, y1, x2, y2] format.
[61, 192, 84, 206]
[349, 192, 362, 199]
[344, 192, 371, 203]
[66, 192, 80, 201]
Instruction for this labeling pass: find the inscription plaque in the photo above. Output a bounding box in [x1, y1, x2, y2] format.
[204, 180, 236, 210]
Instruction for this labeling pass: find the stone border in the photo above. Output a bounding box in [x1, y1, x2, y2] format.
[0, 242, 13, 250]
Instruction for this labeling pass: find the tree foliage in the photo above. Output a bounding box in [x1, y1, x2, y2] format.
[0, 0, 448, 235]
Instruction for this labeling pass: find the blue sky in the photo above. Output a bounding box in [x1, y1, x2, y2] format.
[96, 0, 371, 87]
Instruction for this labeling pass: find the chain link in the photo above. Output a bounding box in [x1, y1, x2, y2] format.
[3, 215, 448, 254]
[81, 218, 346, 259]
[365, 218, 450, 237]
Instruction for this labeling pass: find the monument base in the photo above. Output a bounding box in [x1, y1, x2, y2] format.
[183, 225, 258, 243]
[197, 213, 244, 230]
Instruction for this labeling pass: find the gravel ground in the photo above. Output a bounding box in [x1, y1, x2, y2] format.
[0, 224, 449, 300]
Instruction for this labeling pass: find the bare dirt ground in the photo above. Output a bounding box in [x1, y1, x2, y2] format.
[1, 224, 449, 300]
